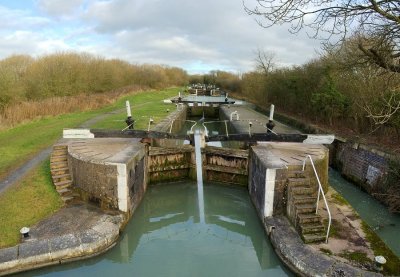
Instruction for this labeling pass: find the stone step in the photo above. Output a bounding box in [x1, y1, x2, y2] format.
[300, 222, 326, 235]
[289, 186, 315, 196]
[50, 155, 67, 162]
[52, 149, 67, 155]
[287, 170, 306, 179]
[50, 161, 68, 169]
[302, 233, 326, 244]
[52, 174, 71, 182]
[297, 213, 322, 224]
[56, 188, 73, 197]
[54, 180, 72, 190]
[61, 196, 75, 204]
[288, 178, 311, 187]
[51, 167, 69, 175]
[295, 203, 316, 215]
[292, 195, 316, 205]
[51, 153, 67, 159]
[53, 145, 67, 150]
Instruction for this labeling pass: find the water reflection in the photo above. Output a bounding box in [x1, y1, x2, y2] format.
[112, 182, 291, 276]
[24, 182, 292, 276]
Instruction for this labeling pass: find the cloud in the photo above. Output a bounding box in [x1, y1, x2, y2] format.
[81, 0, 322, 72]
[35, 0, 85, 18]
[0, 31, 72, 57]
[0, 0, 323, 73]
[0, 5, 50, 30]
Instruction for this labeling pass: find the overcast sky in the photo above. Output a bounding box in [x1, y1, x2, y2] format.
[0, 0, 323, 74]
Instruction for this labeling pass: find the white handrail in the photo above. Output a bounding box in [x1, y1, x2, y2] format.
[224, 120, 229, 137]
[302, 155, 331, 243]
[121, 123, 134, 132]
[187, 120, 197, 133]
[201, 122, 209, 137]
[169, 120, 175, 133]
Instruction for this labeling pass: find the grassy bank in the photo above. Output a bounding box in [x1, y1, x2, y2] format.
[91, 88, 178, 129]
[0, 87, 179, 248]
[0, 88, 179, 179]
[0, 160, 63, 248]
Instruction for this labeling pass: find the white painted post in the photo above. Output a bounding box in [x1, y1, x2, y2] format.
[264, 169, 276, 217]
[269, 104, 275, 121]
[126, 101, 132, 117]
[117, 164, 128, 212]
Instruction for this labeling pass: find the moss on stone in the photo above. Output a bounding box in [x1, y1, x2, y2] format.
[361, 221, 400, 276]
[330, 191, 350, 206]
[339, 250, 372, 265]
[320, 247, 333, 255]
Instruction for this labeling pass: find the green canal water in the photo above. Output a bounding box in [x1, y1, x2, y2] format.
[23, 182, 292, 276]
[329, 169, 400, 257]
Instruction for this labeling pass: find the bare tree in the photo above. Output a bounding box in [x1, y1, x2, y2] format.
[254, 48, 275, 74]
[245, 0, 400, 73]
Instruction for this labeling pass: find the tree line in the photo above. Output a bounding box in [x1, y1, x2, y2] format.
[192, 41, 400, 141]
[0, 52, 188, 110]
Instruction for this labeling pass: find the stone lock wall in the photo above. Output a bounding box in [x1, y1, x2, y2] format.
[248, 149, 267, 215]
[69, 156, 119, 209]
[68, 144, 147, 213]
[125, 153, 147, 213]
[273, 110, 396, 199]
[331, 139, 390, 192]
[248, 148, 289, 218]
[248, 144, 329, 219]
[152, 105, 188, 148]
[153, 105, 187, 134]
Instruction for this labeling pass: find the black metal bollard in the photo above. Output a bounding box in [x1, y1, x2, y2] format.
[266, 120, 275, 133]
[125, 116, 135, 129]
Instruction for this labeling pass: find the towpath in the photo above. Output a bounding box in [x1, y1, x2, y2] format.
[0, 108, 124, 194]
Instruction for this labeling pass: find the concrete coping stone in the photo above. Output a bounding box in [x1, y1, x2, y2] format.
[265, 215, 383, 277]
[152, 106, 187, 132]
[0, 214, 122, 276]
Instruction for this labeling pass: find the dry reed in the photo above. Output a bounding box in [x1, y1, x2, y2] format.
[0, 85, 145, 129]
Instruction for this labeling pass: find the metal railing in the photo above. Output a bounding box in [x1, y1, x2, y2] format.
[202, 120, 230, 138]
[302, 155, 331, 243]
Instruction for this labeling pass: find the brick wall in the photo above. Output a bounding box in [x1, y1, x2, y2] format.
[332, 140, 391, 191]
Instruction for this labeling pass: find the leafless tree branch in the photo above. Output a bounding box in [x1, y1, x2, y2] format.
[245, 0, 400, 73]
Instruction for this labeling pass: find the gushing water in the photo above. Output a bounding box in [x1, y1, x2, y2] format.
[194, 130, 205, 223]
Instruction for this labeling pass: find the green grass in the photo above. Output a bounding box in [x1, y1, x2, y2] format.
[0, 159, 63, 248]
[0, 111, 100, 179]
[0, 88, 180, 178]
[91, 88, 178, 129]
[0, 87, 181, 248]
